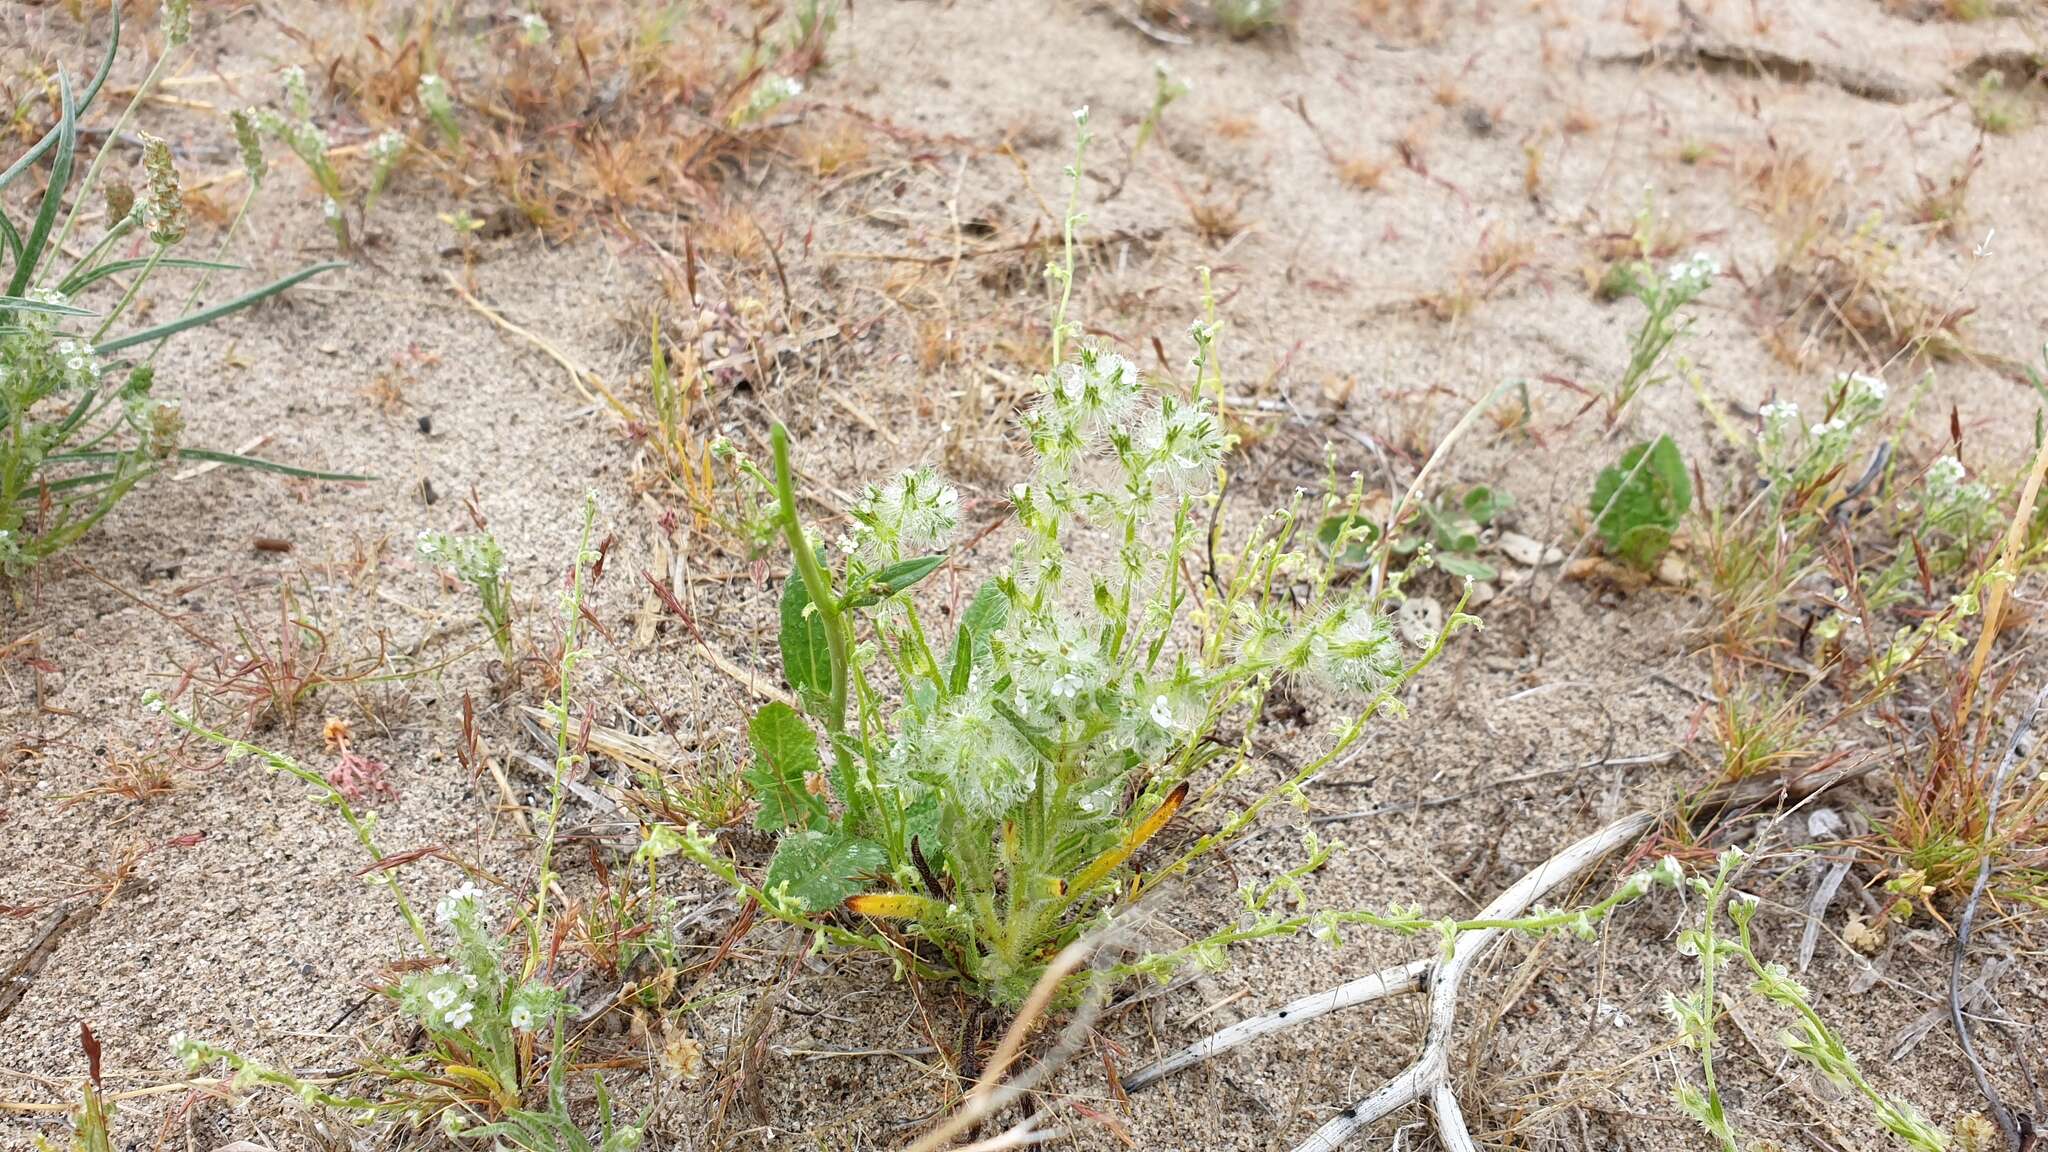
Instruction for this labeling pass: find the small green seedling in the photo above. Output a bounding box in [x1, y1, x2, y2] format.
[34, 1024, 112, 1152]
[419, 73, 460, 148]
[1667, 848, 1951, 1152]
[1590, 434, 1690, 569]
[1320, 485, 1513, 581]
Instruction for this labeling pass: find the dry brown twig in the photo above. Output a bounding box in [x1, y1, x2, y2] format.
[1123, 811, 1654, 1152]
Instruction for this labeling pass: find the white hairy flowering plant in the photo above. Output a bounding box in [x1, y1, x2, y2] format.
[158, 503, 643, 1150]
[419, 528, 515, 659]
[671, 116, 1474, 1006]
[2, 10, 344, 585]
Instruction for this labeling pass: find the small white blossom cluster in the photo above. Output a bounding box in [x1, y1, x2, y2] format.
[368, 129, 406, 168]
[418, 529, 509, 586]
[737, 76, 802, 125]
[281, 65, 313, 120]
[418, 74, 453, 120]
[517, 10, 552, 45]
[867, 328, 1407, 825]
[399, 883, 563, 1040]
[1664, 250, 1719, 294]
[1915, 453, 1997, 558]
[1, 290, 106, 395]
[844, 465, 960, 565]
[1755, 372, 1891, 490]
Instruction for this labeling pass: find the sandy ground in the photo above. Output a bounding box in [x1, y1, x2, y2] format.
[5, 0, 2047, 1149]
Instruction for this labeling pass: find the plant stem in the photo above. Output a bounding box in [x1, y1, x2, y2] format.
[91, 243, 165, 342]
[48, 48, 173, 274]
[1049, 119, 1089, 368]
[530, 496, 595, 972]
[770, 422, 858, 816]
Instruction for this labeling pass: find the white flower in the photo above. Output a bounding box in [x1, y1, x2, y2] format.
[1149, 693, 1178, 730]
[427, 985, 457, 1010]
[509, 1004, 534, 1030]
[1651, 856, 1685, 889]
[443, 1000, 474, 1029]
[517, 11, 551, 45]
[1295, 601, 1404, 696]
[1843, 371, 1887, 405]
[1136, 395, 1226, 489]
[1927, 455, 1966, 491]
[1665, 251, 1718, 287]
[437, 881, 487, 923]
[848, 466, 960, 563]
[369, 129, 406, 164]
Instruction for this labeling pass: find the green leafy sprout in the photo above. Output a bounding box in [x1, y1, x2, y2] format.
[419, 528, 515, 661]
[1668, 847, 1952, 1152]
[1590, 433, 1692, 569]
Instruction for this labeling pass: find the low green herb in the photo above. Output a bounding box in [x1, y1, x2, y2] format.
[1590, 433, 1691, 569]
[1668, 847, 1950, 1152]
[419, 528, 515, 661]
[673, 112, 1472, 1006]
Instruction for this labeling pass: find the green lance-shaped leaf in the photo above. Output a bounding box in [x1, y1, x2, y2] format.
[778, 571, 833, 718]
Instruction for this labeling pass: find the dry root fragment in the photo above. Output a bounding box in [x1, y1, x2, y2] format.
[1126, 812, 1654, 1152]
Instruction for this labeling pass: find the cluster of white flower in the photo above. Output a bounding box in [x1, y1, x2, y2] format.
[418, 530, 508, 587]
[1308, 603, 1406, 696]
[368, 129, 406, 167]
[1664, 251, 1719, 293]
[1925, 454, 1967, 493]
[886, 683, 1040, 817]
[845, 464, 960, 565]
[418, 74, 452, 119]
[424, 977, 477, 1029]
[1756, 371, 1893, 492]
[517, 10, 552, 45]
[1028, 348, 1146, 470]
[1917, 453, 1996, 551]
[436, 879, 487, 924]
[1136, 392, 1228, 492]
[1, 293, 106, 404]
[399, 884, 564, 1040]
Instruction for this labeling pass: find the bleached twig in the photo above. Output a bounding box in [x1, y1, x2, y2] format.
[1123, 959, 1430, 1092]
[1124, 811, 1654, 1152]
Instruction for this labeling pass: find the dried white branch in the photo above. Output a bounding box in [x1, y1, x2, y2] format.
[1124, 811, 1654, 1152]
[1123, 960, 1430, 1092]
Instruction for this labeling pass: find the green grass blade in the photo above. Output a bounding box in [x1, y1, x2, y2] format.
[0, 6, 118, 193]
[59, 257, 240, 297]
[0, 294, 95, 318]
[47, 447, 369, 482]
[0, 208, 20, 266]
[5, 69, 74, 298]
[33, 470, 125, 494]
[170, 449, 370, 481]
[94, 261, 346, 353]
